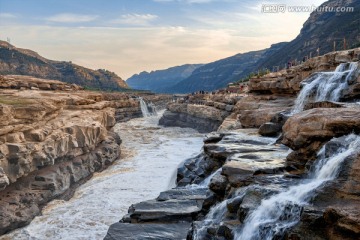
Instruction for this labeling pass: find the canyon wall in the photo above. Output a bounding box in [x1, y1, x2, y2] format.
[0, 75, 170, 234]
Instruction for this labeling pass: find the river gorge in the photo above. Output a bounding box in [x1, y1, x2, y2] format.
[0, 111, 204, 239]
[0, 48, 360, 240]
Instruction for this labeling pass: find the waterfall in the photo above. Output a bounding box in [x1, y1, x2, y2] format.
[193, 200, 228, 240]
[139, 97, 157, 117]
[198, 168, 222, 187]
[292, 62, 359, 114]
[193, 187, 249, 240]
[234, 134, 360, 240]
[185, 168, 222, 189]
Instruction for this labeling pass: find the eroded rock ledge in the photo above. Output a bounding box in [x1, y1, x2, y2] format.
[159, 94, 237, 133]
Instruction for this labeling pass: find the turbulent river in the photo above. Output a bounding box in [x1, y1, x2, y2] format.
[1, 111, 204, 240]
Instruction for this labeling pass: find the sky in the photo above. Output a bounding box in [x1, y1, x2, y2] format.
[0, 0, 326, 79]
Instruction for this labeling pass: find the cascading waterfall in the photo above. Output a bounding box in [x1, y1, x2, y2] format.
[139, 97, 156, 117]
[193, 200, 228, 240]
[198, 168, 222, 187]
[234, 134, 360, 240]
[187, 168, 222, 189]
[292, 62, 359, 114]
[193, 187, 249, 240]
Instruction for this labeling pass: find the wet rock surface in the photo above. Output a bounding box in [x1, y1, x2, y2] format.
[105, 130, 289, 239]
[122, 187, 216, 224]
[104, 222, 191, 240]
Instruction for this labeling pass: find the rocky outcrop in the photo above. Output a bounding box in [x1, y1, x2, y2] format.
[249, 48, 360, 95]
[233, 95, 294, 129]
[160, 93, 247, 133]
[159, 102, 231, 133]
[282, 106, 360, 168]
[0, 75, 83, 91]
[0, 88, 125, 234]
[342, 73, 360, 101]
[105, 186, 216, 239]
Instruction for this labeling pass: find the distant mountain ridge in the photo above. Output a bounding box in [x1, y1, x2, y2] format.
[126, 64, 203, 93]
[128, 0, 360, 94]
[0, 41, 128, 91]
[165, 42, 287, 93]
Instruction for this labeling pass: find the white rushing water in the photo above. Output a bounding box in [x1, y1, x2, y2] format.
[1, 111, 204, 240]
[193, 187, 248, 240]
[234, 134, 360, 240]
[139, 97, 156, 117]
[193, 200, 228, 240]
[292, 62, 359, 114]
[186, 167, 222, 189]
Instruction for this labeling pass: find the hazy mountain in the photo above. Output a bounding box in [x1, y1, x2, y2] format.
[0, 41, 128, 91]
[165, 42, 287, 93]
[126, 64, 203, 93]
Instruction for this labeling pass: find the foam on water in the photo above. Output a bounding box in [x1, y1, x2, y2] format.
[1, 111, 204, 240]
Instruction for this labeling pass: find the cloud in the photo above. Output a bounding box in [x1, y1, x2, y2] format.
[0, 13, 17, 18]
[46, 13, 99, 23]
[111, 14, 158, 26]
[1, 24, 283, 79]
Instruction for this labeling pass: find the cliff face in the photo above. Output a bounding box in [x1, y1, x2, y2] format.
[126, 64, 203, 93]
[0, 41, 128, 91]
[159, 94, 239, 132]
[259, 0, 360, 70]
[0, 75, 172, 234]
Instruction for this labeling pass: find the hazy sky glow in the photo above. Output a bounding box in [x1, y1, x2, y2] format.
[0, 0, 326, 79]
